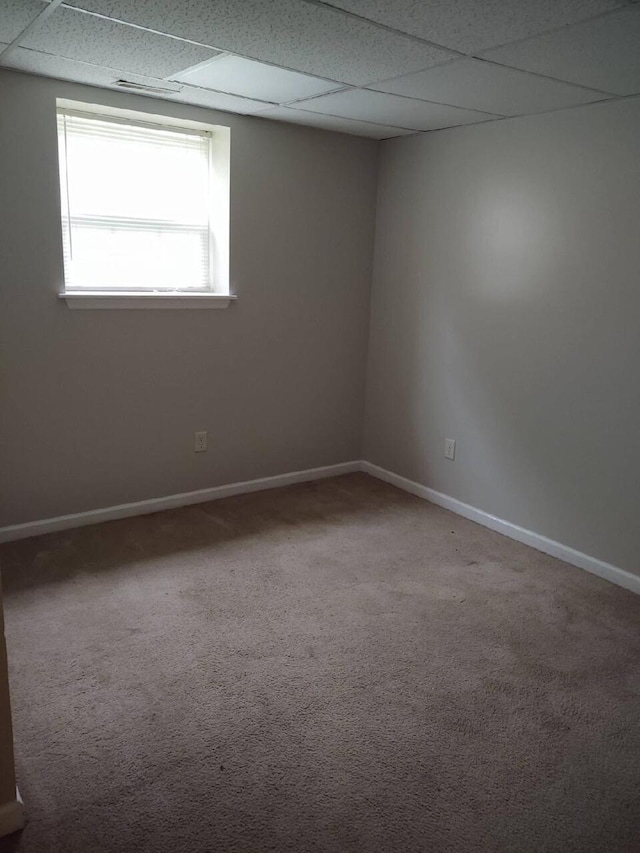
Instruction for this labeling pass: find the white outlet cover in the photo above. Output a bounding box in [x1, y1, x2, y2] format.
[194, 431, 208, 452]
[445, 438, 456, 460]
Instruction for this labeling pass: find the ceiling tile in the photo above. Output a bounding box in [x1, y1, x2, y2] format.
[173, 85, 271, 114]
[0, 0, 45, 43]
[326, 0, 622, 53]
[173, 56, 341, 103]
[63, 0, 454, 85]
[0, 46, 182, 90]
[481, 8, 640, 96]
[21, 6, 220, 79]
[293, 88, 494, 131]
[255, 106, 414, 138]
[372, 58, 607, 116]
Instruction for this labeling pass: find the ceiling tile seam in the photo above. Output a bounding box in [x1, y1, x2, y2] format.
[56, 2, 357, 90]
[408, 119, 509, 139]
[356, 56, 616, 98]
[167, 69, 344, 96]
[0, 0, 65, 63]
[296, 87, 505, 118]
[0, 45, 160, 78]
[171, 82, 277, 107]
[163, 54, 230, 80]
[380, 88, 635, 141]
[255, 107, 423, 133]
[0, 45, 161, 79]
[55, 3, 226, 50]
[496, 92, 622, 118]
[165, 72, 346, 103]
[297, 0, 631, 59]
[407, 91, 640, 139]
[469, 56, 623, 97]
[359, 59, 462, 90]
[263, 91, 638, 141]
[56, 3, 224, 51]
[297, 0, 464, 57]
[320, 91, 638, 139]
[347, 84, 520, 116]
[169, 55, 460, 93]
[277, 86, 354, 107]
[417, 115, 500, 133]
[473, 5, 638, 55]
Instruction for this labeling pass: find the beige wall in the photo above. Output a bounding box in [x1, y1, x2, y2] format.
[0, 70, 378, 526]
[364, 96, 640, 576]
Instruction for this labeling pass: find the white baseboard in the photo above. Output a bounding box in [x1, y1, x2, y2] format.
[2, 458, 637, 596]
[0, 461, 360, 544]
[361, 461, 640, 596]
[0, 789, 25, 838]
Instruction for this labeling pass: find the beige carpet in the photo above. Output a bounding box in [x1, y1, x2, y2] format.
[1, 473, 639, 853]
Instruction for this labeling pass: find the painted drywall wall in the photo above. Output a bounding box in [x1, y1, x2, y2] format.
[0, 70, 377, 526]
[364, 96, 640, 576]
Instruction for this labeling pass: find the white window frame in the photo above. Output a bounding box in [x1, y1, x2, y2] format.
[55, 99, 234, 310]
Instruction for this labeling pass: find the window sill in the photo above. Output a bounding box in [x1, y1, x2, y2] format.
[59, 292, 236, 310]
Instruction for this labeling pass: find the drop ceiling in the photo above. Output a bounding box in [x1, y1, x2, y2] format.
[1, 0, 639, 139]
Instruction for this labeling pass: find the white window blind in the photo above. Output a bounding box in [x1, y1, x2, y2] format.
[57, 109, 213, 292]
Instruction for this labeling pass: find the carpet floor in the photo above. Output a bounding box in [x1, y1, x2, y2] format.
[0, 473, 639, 853]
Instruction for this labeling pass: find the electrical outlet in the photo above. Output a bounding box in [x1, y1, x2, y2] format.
[444, 438, 456, 460]
[194, 431, 207, 452]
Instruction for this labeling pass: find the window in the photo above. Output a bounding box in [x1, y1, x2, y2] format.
[56, 102, 232, 308]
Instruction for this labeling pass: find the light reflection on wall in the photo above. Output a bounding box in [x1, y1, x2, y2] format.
[469, 187, 558, 300]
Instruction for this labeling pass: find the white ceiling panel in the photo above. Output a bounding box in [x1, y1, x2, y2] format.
[63, 0, 454, 85]
[294, 88, 494, 131]
[173, 56, 341, 103]
[255, 106, 414, 138]
[372, 58, 607, 116]
[173, 85, 272, 114]
[481, 8, 640, 96]
[0, 45, 183, 90]
[21, 6, 220, 79]
[0, 0, 45, 43]
[326, 0, 623, 53]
